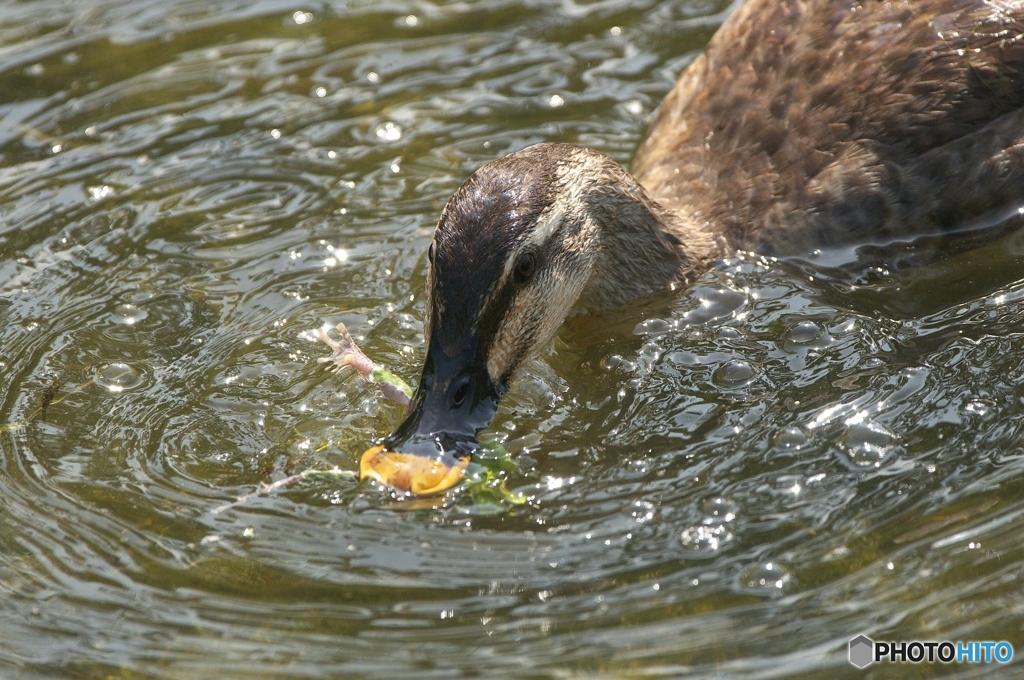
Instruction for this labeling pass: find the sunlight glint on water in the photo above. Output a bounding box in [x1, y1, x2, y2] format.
[1, 1, 1024, 679]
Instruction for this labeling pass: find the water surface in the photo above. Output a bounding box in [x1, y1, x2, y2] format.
[2, 1, 1024, 678]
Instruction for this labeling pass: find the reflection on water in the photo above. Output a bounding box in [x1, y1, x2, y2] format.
[1, 1, 1023, 678]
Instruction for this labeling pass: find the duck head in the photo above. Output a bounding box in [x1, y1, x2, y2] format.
[361, 143, 700, 494]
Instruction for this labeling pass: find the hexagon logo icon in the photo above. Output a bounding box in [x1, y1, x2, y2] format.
[849, 635, 874, 668]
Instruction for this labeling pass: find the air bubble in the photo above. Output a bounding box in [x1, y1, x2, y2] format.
[841, 420, 896, 467]
[95, 362, 142, 393]
[374, 122, 402, 142]
[962, 398, 996, 419]
[782, 320, 831, 351]
[110, 303, 147, 326]
[787, 321, 821, 343]
[712, 359, 758, 387]
[679, 524, 733, 555]
[737, 562, 794, 597]
[87, 185, 114, 201]
[634, 318, 671, 335]
[774, 425, 808, 450]
[699, 497, 737, 523]
[678, 285, 746, 325]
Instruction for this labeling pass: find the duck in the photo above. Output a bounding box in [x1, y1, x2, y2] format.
[359, 0, 1024, 495]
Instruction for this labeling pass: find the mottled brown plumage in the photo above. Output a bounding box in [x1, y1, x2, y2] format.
[634, 0, 1024, 257]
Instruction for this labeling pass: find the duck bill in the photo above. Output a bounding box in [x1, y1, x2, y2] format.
[360, 446, 470, 496]
[360, 341, 503, 495]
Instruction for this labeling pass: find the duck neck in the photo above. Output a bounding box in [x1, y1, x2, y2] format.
[571, 167, 717, 314]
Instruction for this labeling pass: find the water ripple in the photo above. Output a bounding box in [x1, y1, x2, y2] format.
[2, 0, 1024, 678]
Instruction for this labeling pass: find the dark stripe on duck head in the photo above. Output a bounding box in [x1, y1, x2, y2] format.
[428, 146, 559, 362]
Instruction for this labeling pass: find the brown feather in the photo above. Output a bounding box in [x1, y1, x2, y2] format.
[634, 0, 1024, 255]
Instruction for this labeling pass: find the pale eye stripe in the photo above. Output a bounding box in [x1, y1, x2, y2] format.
[527, 201, 566, 247]
[498, 201, 566, 284]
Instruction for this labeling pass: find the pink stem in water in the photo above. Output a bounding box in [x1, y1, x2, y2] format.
[316, 322, 412, 406]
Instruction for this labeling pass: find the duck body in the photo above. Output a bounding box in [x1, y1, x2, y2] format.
[636, 0, 1024, 257]
[361, 0, 1024, 494]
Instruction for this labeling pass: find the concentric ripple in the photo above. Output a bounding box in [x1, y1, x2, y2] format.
[2, 1, 1024, 679]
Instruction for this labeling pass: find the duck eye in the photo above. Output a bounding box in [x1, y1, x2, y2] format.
[452, 382, 470, 408]
[513, 252, 536, 285]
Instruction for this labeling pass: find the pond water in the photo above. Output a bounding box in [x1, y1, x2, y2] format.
[3, 1, 1024, 678]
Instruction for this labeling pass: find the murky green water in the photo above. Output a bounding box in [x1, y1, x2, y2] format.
[3, 1, 1024, 678]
